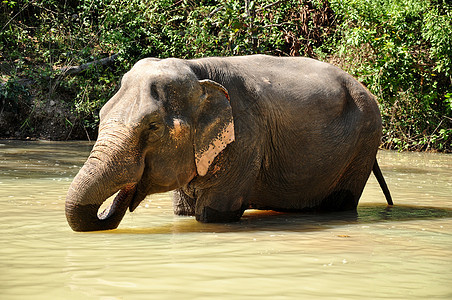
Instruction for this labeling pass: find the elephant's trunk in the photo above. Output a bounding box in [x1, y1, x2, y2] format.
[65, 124, 143, 232]
[65, 167, 136, 232]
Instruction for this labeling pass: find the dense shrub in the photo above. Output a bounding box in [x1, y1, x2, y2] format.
[329, 0, 451, 151]
[1, 0, 335, 139]
[1, 0, 451, 151]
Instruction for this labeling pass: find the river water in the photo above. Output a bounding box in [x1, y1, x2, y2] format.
[1, 140, 451, 299]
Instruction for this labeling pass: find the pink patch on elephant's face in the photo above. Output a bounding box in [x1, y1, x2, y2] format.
[170, 118, 189, 140]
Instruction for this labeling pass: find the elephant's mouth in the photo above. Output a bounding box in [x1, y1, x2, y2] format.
[97, 182, 151, 223]
[97, 184, 138, 220]
[129, 187, 147, 213]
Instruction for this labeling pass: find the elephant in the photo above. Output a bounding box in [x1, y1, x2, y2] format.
[65, 55, 393, 232]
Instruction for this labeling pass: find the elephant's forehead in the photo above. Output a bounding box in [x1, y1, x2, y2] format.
[124, 58, 194, 85]
[100, 58, 199, 126]
[99, 92, 160, 127]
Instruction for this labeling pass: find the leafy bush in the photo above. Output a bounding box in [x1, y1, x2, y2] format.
[1, 0, 335, 139]
[329, 0, 452, 151]
[1, 0, 451, 151]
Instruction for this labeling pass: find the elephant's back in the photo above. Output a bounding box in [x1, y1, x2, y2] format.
[192, 55, 354, 122]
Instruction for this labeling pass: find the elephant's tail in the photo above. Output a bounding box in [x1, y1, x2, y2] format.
[372, 160, 393, 205]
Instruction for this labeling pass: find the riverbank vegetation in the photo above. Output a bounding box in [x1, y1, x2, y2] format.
[1, 0, 451, 151]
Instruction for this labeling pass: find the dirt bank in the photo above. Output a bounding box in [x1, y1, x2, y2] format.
[0, 82, 97, 141]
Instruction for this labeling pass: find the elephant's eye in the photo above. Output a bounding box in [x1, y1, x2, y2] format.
[148, 122, 158, 131]
[146, 121, 165, 142]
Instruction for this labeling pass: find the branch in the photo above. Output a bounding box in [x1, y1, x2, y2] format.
[0, 78, 35, 88]
[256, 0, 282, 13]
[1, 2, 30, 32]
[209, 6, 223, 17]
[59, 54, 119, 76]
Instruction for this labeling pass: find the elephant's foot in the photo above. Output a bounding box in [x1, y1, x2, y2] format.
[173, 189, 196, 216]
[318, 189, 358, 211]
[196, 206, 245, 223]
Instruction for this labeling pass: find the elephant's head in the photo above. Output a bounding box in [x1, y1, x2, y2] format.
[65, 58, 235, 231]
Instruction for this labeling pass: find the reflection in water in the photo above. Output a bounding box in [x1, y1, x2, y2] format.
[1, 140, 451, 299]
[109, 204, 452, 235]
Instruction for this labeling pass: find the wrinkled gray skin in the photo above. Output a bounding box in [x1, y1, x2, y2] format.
[66, 55, 393, 232]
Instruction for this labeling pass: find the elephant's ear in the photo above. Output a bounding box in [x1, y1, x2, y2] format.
[194, 79, 235, 176]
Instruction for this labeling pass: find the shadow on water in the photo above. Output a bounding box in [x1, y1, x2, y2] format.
[106, 204, 452, 235]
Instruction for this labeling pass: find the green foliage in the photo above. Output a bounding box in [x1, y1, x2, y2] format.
[1, 0, 451, 151]
[1, 0, 335, 139]
[329, 0, 452, 151]
[0, 78, 31, 114]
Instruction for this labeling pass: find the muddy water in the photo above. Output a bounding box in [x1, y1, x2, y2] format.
[1, 140, 451, 299]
